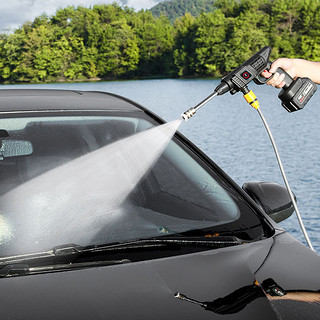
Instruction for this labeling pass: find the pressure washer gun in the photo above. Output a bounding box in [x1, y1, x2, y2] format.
[181, 46, 317, 251]
[182, 46, 317, 120]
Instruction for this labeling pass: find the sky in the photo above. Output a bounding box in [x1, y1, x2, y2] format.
[0, 0, 161, 33]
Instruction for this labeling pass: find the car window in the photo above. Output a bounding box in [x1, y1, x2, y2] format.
[0, 115, 263, 257]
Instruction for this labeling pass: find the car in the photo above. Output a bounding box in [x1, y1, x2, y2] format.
[0, 89, 319, 320]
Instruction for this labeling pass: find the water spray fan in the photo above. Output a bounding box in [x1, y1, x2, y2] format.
[181, 46, 317, 251]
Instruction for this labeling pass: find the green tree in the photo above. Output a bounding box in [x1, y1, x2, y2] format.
[193, 10, 229, 76]
[224, 5, 269, 71]
[297, 0, 320, 60]
[96, 19, 139, 77]
[16, 24, 56, 81]
[151, 0, 215, 22]
[1, 29, 26, 81]
[213, 0, 240, 17]
[268, 0, 302, 57]
[134, 11, 174, 76]
[173, 13, 197, 76]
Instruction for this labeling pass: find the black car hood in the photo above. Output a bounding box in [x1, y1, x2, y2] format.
[0, 231, 319, 319]
[255, 230, 320, 320]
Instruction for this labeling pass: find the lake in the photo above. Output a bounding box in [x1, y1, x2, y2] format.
[1, 78, 320, 253]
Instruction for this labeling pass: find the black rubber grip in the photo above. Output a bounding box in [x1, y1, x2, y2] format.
[276, 67, 293, 89]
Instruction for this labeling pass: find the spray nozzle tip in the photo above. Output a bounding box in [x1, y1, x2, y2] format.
[174, 292, 185, 300]
[181, 108, 196, 121]
[181, 113, 189, 121]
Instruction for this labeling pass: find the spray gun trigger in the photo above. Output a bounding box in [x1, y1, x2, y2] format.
[254, 73, 270, 85]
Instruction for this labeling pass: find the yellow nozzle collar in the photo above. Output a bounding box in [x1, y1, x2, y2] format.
[243, 90, 260, 109]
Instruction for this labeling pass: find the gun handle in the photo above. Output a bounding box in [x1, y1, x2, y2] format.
[254, 66, 294, 88]
[275, 67, 294, 89]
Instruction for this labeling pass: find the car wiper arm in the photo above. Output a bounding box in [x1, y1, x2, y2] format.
[0, 259, 131, 278]
[0, 236, 244, 269]
[84, 235, 245, 254]
[0, 243, 84, 266]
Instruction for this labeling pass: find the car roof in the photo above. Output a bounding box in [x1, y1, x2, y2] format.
[0, 89, 144, 113]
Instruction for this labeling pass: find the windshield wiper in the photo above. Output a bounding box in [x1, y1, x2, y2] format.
[82, 235, 245, 254]
[0, 235, 244, 278]
[0, 235, 243, 264]
[0, 259, 131, 278]
[0, 243, 85, 266]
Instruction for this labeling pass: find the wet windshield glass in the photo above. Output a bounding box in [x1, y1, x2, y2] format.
[0, 115, 261, 257]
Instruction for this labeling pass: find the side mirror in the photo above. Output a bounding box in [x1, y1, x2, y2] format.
[242, 181, 295, 223]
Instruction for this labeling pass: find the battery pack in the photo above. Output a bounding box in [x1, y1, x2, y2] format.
[279, 77, 317, 112]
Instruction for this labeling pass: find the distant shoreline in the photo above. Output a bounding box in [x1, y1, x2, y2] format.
[0, 74, 221, 86]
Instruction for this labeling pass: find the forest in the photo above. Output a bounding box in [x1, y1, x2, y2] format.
[0, 0, 319, 83]
[150, 0, 216, 22]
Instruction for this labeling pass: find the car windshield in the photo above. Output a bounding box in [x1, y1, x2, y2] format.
[0, 114, 265, 257]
